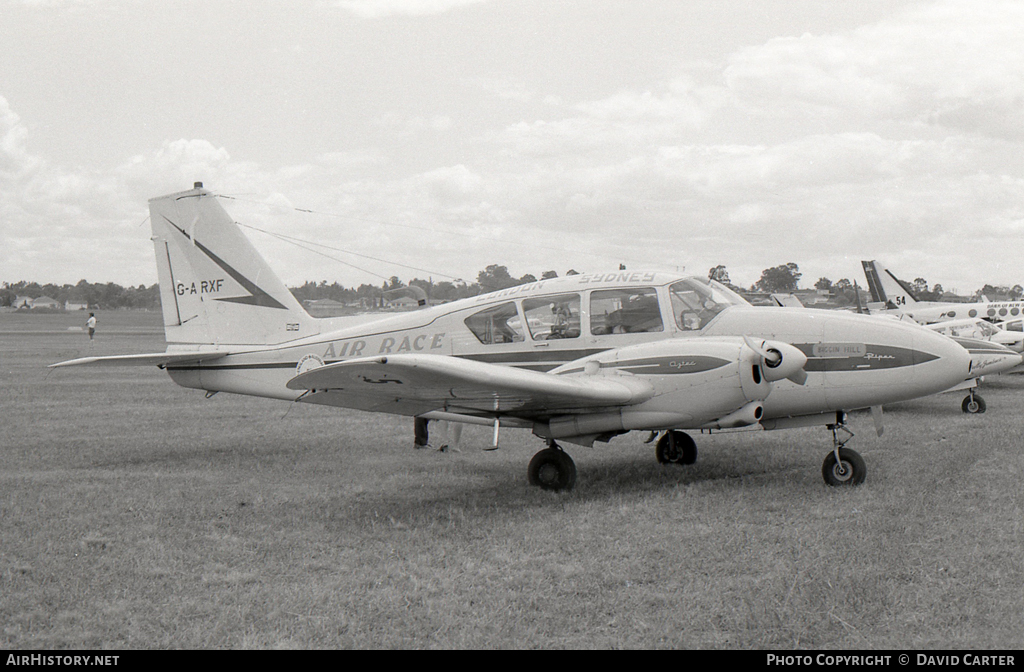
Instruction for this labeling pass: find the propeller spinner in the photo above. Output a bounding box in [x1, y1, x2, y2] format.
[743, 335, 809, 385]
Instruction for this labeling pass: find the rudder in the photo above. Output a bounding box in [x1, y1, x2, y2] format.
[149, 183, 318, 346]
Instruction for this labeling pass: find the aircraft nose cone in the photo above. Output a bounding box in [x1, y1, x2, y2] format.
[918, 327, 974, 390]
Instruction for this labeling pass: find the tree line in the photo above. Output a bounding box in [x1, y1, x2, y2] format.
[5, 263, 1022, 311]
[713, 263, 1023, 303]
[0, 265, 572, 310]
[1, 280, 160, 310]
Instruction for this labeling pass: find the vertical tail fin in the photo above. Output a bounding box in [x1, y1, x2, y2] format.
[861, 260, 918, 309]
[149, 183, 319, 346]
[861, 260, 887, 304]
[853, 279, 866, 314]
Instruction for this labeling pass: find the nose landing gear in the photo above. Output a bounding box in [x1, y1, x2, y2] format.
[961, 391, 986, 414]
[822, 418, 866, 486]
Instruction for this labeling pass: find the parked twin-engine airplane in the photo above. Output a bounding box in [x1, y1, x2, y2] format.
[859, 260, 1023, 413]
[861, 260, 1024, 325]
[52, 185, 974, 490]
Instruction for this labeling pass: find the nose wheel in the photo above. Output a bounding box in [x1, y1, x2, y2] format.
[961, 392, 986, 414]
[822, 419, 866, 486]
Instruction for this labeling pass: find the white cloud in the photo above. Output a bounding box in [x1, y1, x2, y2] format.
[723, 0, 1024, 139]
[371, 113, 454, 135]
[5, 0, 1024, 293]
[0, 96, 40, 179]
[337, 0, 491, 19]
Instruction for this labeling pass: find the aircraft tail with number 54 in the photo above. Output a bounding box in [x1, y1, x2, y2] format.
[862, 260, 1024, 325]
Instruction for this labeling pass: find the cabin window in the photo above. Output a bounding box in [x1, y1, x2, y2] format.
[669, 278, 733, 331]
[522, 294, 581, 340]
[590, 287, 663, 335]
[464, 302, 525, 344]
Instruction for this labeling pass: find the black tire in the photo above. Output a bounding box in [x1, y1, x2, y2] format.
[655, 431, 697, 465]
[527, 448, 577, 491]
[961, 394, 986, 414]
[822, 448, 866, 486]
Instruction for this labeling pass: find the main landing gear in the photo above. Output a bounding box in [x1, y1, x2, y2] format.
[528, 441, 577, 491]
[654, 430, 698, 466]
[962, 391, 987, 414]
[526, 419, 869, 490]
[822, 417, 866, 486]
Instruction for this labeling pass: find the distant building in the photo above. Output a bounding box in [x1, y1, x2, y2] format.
[30, 296, 60, 309]
[792, 289, 831, 305]
[384, 296, 420, 310]
[65, 301, 88, 311]
[13, 296, 33, 309]
[303, 298, 347, 318]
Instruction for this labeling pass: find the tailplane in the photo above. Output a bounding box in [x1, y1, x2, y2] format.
[149, 183, 319, 346]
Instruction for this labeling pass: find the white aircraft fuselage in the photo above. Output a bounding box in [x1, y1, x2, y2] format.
[160, 271, 971, 431]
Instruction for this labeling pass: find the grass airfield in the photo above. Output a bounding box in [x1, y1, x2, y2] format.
[2, 310, 1022, 649]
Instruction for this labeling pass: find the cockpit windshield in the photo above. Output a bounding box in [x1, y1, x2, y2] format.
[669, 278, 748, 331]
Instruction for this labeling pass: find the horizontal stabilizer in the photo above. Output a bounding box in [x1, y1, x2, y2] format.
[49, 351, 228, 369]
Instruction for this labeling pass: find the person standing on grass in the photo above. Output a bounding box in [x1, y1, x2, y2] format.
[414, 417, 463, 452]
[86, 313, 96, 341]
[414, 416, 430, 449]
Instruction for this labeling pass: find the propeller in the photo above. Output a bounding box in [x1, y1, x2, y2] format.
[743, 335, 809, 385]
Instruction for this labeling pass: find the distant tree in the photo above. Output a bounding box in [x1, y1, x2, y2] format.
[814, 277, 833, 291]
[541, 270, 558, 280]
[830, 278, 854, 305]
[755, 263, 801, 293]
[409, 278, 434, 300]
[979, 284, 1000, 301]
[912, 278, 929, 297]
[1011, 285, 1023, 301]
[708, 265, 730, 284]
[477, 264, 518, 292]
[355, 283, 383, 307]
[565, 269, 580, 276]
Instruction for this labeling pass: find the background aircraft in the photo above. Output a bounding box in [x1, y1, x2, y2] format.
[52, 185, 973, 490]
[927, 318, 1024, 353]
[861, 260, 1024, 325]
[860, 260, 1023, 412]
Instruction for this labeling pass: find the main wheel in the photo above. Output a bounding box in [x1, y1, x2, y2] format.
[527, 447, 577, 491]
[962, 394, 986, 414]
[822, 448, 866, 486]
[655, 431, 697, 465]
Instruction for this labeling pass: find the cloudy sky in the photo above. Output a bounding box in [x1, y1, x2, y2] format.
[2, 0, 1023, 294]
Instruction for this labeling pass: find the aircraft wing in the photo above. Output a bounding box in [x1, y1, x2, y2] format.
[286, 353, 654, 416]
[49, 352, 229, 368]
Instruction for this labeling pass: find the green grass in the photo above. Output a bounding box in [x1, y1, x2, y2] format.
[2, 310, 1022, 649]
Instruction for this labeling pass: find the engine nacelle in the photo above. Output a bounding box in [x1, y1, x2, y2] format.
[704, 400, 764, 429]
[537, 336, 804, 442]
